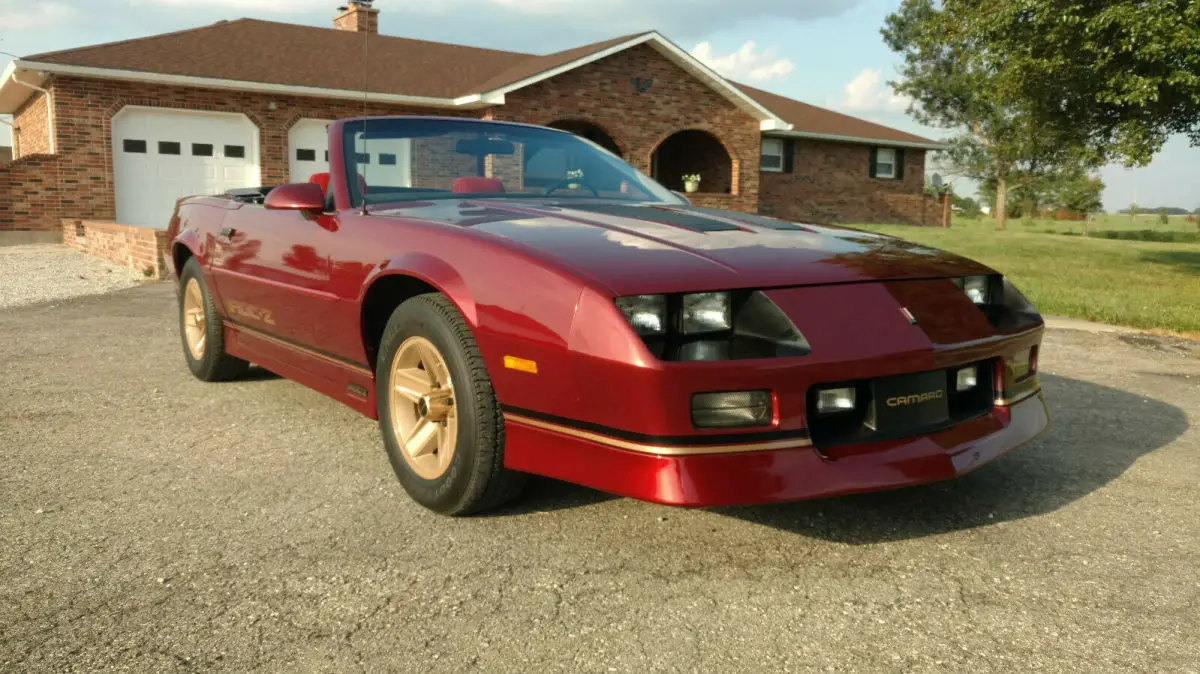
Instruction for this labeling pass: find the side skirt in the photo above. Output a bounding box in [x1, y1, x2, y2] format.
[224, 322, 378, 419]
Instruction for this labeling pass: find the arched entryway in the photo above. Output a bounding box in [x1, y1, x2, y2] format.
[548, 120, 621, 155]
[650, 130, 733, 194]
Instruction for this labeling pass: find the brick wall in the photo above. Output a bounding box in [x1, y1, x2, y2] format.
[47, 75, 468, 222]
[13, 92, 51, 158]
[759, 138, 942, 226]
[61, 219, 169, 278]
[490, 43, 762, 213]
[0, 154, 61, 231]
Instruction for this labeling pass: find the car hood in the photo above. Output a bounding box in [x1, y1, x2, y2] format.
[372, 199, 993, 295]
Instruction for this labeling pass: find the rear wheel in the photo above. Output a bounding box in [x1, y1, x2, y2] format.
[375, 294, 526, 515]
[179, 258, 250, 382]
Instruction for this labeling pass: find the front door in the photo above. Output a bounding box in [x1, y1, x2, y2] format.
[209, 208, 338, 350]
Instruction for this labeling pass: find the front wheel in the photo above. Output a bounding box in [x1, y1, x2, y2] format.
[375, 294, 526, 515]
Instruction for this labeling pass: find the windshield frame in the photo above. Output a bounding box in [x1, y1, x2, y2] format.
[337, 117, 686, 209]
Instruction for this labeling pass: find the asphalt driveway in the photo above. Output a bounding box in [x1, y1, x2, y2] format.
[2, 283, 1198, 672]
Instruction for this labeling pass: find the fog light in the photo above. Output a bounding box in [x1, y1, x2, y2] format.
[691, 390, 772, 428]
[956, 366, 979, 392]
[816, 387, 856, 413]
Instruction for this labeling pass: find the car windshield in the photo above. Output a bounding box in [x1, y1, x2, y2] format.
[341, 118, 683, 207]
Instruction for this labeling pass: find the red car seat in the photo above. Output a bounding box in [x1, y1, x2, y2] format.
[452, 177, 505, 193]
[309, 172, 369, 198]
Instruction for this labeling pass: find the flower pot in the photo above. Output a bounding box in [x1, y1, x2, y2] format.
[684, 181, 700, 194]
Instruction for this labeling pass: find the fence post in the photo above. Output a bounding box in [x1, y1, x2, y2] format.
[941, 192, 952, 228]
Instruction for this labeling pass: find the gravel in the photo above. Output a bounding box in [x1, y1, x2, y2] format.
[2, 284, 1198, 672]
[0, 245, 150, 309]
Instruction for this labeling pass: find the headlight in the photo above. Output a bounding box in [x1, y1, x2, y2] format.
[954, 275, 993, 304]
[614, 295, 666, 336]
[613, 290, 810, 361]
[681, 292, 732, 334]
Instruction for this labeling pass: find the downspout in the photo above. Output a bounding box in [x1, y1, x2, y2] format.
[9, 71, 55, 154]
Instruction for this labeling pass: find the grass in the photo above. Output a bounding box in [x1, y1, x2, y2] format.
[851, 221, 1200, 337]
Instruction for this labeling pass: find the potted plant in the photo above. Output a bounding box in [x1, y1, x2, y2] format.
[566, 168, 584, 190]
[682, 174, 701, 193]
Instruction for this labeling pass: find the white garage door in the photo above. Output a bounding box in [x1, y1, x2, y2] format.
[289, 119, 331, 183]
[112, 107, 259, 229]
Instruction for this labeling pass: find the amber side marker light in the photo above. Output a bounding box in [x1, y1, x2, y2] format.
[503, 356, 538, 374]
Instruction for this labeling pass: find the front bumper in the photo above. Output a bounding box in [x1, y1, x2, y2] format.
[503, 389, 1049, 507]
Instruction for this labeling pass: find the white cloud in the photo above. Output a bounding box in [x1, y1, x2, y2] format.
[0, 0, 74, 30]
[690, 41, 794, 83]
[838, 68, 910, 113]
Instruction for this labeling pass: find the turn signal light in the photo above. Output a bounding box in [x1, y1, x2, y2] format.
[956, 366, 979, 392]
[816, 387, 856, 414]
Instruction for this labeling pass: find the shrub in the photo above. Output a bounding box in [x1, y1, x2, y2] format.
[1095, 229, 1200, 244]
[1159, 208, 1170, 225]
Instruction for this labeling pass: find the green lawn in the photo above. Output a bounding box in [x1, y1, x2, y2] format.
[852, 223, 1200, 336]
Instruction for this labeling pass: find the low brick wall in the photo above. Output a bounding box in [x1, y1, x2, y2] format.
[62, 219, 170, 280]
[0, 154, 61, 232]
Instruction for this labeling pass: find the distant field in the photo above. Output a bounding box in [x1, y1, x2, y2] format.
[958, 214, 1200, 237]
[852, 223, 1200, 336]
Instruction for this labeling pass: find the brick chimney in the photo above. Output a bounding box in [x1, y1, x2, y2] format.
[334, 0, 379, 33]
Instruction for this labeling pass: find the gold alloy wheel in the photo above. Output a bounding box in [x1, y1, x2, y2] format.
[183, 278, 206, 360]
[388, 336, 458, 480]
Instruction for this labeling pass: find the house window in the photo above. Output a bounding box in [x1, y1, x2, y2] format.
[873, 148, 898, 179]
[379, 153, 397, 166]
[192, 143, 214, 157]
[123, 139, 147, 153]
[158, 141, 181, 155]
[760, 138, 785, 172]
[296, 148, 317, 162]
[224, 145, 246, 159]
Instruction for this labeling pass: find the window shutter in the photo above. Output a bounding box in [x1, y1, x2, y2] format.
[868, 148, 878, 178]
[895, 149, 906, 180]
[783, 140, 795, 173]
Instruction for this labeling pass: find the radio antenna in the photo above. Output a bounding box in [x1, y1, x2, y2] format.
[359, 1, 371, 215]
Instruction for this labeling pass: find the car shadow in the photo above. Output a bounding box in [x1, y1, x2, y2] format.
[709, 373, 1188, 542]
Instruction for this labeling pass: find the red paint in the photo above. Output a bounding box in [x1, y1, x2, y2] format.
[165, 117, 1049, 507]
[504, 393, 1049, 506]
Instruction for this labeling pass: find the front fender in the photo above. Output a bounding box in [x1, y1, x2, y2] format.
[364, 251, 478, 327]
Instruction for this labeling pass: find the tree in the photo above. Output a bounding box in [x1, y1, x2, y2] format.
[956, 1, 1200, 166]
[1130, 202, 1140, 220]
[1047, 168, 1105, 217]
[884, 1, 1100, 230]
[886, 1, 1200, 167]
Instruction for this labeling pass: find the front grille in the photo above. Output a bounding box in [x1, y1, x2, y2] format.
[806, 360, 995, 449]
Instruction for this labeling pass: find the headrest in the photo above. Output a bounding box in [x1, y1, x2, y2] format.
[452, 177, 505, 194]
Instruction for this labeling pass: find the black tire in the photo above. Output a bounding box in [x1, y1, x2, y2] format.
[178, 258, 250, 382]
[375, 294, 526, 515]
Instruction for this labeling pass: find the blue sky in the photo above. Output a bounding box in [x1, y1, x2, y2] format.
[1, 0, 1195, 211]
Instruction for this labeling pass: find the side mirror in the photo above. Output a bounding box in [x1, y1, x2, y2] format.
[264, 183, 326, 212]
[672, 190, 693, 205]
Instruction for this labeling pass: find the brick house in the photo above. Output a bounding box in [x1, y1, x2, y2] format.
[0, 1, 943, 240]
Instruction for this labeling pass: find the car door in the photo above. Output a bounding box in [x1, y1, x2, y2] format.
[209, 205, 338, 350]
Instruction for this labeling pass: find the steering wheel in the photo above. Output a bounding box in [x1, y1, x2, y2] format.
[544, 178, 601, 197]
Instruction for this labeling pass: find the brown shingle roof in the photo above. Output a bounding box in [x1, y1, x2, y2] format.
[23, 19, 934, 145]
[470, 32, 649, 93]
[734, 82, 938, 146]
[25, 18, 531, 98]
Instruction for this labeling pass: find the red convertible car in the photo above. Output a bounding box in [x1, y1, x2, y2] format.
[167, 117, 1048, 515]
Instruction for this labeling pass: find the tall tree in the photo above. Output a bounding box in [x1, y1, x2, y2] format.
[884, 0, 1200, 228]
[884, 2, 1096, 229]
